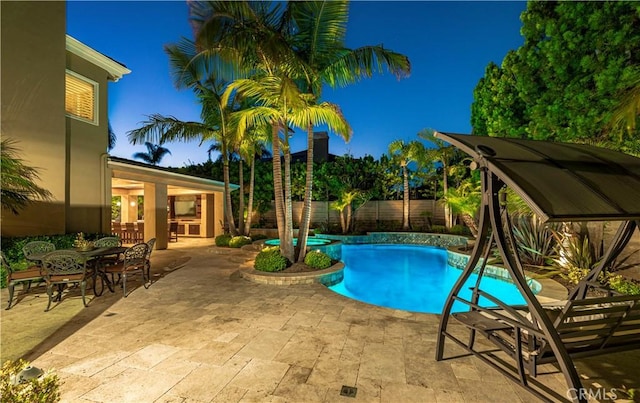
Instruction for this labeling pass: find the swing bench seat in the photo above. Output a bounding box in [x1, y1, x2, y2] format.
[453, 290, 640, 378]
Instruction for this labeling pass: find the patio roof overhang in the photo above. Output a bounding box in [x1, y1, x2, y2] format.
[434, 132, 640, 223]
[108, 157, 239, 193]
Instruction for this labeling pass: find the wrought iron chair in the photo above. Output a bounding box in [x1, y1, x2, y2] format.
[168, 222, 179, 242]
[2, 251, 43, 310]
[92, 237, 123, 296]
[22, 241, 55, 264]
[41, 250, 88, 312]
[103, 242, 149, 297]
[144, 238, 156, 287]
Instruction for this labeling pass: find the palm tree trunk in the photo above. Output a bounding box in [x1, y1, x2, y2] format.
[238, 159, 245, 236]
[345, 204, 353, 234]
[244, 154, 256, 236]
[402, 165, 410, 230]
[443, 163, 451, 229]
[460, 213, 478, 237]
[282, 145, 295, 262]
[272, 125, 286, 243]
[295, 124, 314, 262]
[222, 157, 237, 236]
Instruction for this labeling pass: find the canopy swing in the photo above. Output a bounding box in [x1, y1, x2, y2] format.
[433, 132, 640, 403]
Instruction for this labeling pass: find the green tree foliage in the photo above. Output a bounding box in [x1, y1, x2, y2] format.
[1, 139, 52, 214]
[472, 1, 640, 154]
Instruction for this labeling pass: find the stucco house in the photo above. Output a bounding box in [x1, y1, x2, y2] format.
[1, 1, 233, 249]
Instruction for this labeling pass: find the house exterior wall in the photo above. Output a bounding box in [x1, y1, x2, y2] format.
[65, 52, 111, 234]
[0, 1, 67, 236]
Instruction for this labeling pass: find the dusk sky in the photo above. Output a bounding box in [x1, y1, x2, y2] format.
[67, 1, 527, 168]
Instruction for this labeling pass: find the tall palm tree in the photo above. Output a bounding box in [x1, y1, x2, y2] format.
[419, 129, 457, 229]
[1, 139, 52, 214]
[132, 142, 172, 165]
[288, 1, 411, 261]
[128, 39, 241, 235]
[224, 75, 350, 261]
[388, 139, 425, 230]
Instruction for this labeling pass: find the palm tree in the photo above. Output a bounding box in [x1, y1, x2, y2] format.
[132, 142, 172, 165]
[288, 1, 411, 261]
[388, 139, 425, 230]
[1, 139, 52, 214]
[443, 174, 481, 237]
[108, 121, 116, 152]
[225, 75, 350, 262]
[610, 67, 640, 137]
[128, 39, 241, 235]
[419, 129, 457, 229]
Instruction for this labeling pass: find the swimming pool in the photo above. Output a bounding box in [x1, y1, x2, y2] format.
[329, 244, 536, 314]
[264, 237, 332, 247]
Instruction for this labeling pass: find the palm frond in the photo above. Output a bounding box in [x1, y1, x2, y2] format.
[1, 139, 52, 214]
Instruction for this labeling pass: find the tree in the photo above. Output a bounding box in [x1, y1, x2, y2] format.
[419, 129, 457, 229]
[132, 142, 172, 165]
[472, 1, 640, 152]
[287, 1, 410, 261]
[442, 172, 481, 237]
[128, 39, 242, 234]
[1, 139, 52, 214]
[388, 139, 425, 230]
[225, 75, 350, 262]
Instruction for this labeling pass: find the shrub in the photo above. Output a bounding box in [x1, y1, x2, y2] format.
[215, 234, 232, 247]
[607, 274, 640, 295]
[254, 247, 288, 272]
[229, 236, 252, 248]
[250, 233, 269, 241]
[304, 250, 332, 270]
[449, 225, 471, 236]
[0, 359, 61, 402]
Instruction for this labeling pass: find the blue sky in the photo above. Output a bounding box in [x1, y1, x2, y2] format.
[67, 1, 526, 168]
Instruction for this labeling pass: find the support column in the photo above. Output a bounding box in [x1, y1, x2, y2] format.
[144, 182, 168, 250]
[214, 192, 224, 236]
[201, 193, 215, 237]
[120, 194, 137, 223]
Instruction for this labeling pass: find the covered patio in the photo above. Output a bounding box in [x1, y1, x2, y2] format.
[108, 157, 238, 249]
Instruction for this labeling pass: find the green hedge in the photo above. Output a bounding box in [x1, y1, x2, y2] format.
[254, 247, 289, 272]
[304, 250, 332, 270]
[215, 234, 232, 247]
[229, 236, 252, 248]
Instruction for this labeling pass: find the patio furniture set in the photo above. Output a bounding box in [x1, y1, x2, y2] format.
[112, 221, 179, 243]
[2, 237, 157, 311]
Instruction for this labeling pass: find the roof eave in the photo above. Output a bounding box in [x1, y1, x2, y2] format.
[66, 35, 131, 82]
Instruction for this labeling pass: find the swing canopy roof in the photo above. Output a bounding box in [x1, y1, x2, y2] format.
[434, 132, 640, 223]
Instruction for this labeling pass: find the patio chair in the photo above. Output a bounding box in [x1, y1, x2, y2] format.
[41, 250, 88, 312]
[144, 238, 156, 286]
[123, 222, 136, 244]
[22, 241, 55, 264]
[102, 242, 149, 297]
[135, 222, 144, 243]
[2, 251, 44, 310]
[168, 222, 179, 242]
[112, 222, 122, 237]
[91, 237, 124, 295]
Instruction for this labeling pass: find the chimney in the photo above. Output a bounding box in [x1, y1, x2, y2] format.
[313, 131, 329, 163]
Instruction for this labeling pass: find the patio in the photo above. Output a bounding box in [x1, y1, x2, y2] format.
[1, 238, 638, 402]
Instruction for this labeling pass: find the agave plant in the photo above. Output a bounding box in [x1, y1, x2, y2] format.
[551, 222, 604, 284]
[511, 214, 559, 268]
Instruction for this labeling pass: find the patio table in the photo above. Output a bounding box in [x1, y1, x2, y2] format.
[28, 247, 127, 296]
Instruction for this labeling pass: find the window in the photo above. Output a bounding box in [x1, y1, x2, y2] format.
[65, 70, 97, 124]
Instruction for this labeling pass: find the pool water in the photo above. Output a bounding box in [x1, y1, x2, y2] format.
[264, 237, 332, 247]
[329, 244, 533, 314]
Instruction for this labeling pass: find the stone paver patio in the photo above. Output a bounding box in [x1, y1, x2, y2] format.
[2, 238, 638, 402]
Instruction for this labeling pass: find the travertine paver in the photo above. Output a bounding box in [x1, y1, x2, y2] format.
[1, 238, 639, 402]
